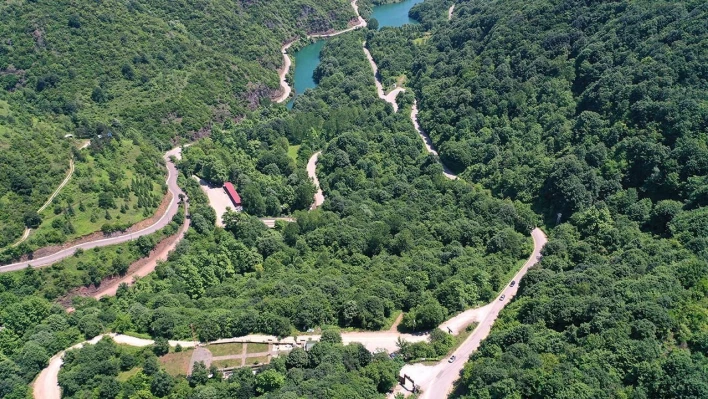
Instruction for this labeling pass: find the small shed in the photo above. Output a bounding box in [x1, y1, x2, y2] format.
[223, 182, 243, 211]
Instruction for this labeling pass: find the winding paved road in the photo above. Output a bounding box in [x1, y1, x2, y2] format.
[0, 147, 186, 273]
[399, 228, 547, 398]
[33, 228, 545, 399]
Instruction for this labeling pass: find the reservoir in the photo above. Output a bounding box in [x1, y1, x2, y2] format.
[286, 40, 326, 109]
[370, 0, 424, 28]
[287, 0, 423, 107]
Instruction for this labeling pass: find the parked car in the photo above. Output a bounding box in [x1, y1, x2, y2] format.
[499, 294, 506, 301]
[510, 280, 516, 287]
[448, 355, 456, 363]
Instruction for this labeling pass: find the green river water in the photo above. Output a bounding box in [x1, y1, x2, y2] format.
[286, 0, 424, 108]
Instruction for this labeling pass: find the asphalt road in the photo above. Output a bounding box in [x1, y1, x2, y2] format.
[0, 146, 186, 273]
[33, 228, 546, 399]
[399, 228, 548, 398]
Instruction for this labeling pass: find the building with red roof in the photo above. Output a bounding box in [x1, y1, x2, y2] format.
[223, 182, 243, 211]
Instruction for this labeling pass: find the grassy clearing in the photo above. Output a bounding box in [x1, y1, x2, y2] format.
[287, 145, 300, 161]
[208, 343, 243, 357]
[159, 349, 194, 376]
[117, 367, 142, 382]
[211, 359, 241, 369]
[246, 355, 270, 365]
[246, 343, 269, 354]
[31, 139, 164, 245]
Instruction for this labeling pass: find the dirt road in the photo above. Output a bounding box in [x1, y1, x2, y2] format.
[398, 228, 547, 398]
[307, 152, 325, 209]
[411, 100, 458, 180]
[309, 0, 367, 38]
[0, 146, 186, 273]
[33, 227, 545, 399]
[273, 41, 296, 103]
[275, 0, 366, 104]
[363, 44, 405, 112]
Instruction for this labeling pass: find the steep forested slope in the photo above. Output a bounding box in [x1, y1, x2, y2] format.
[0, 0, 355, 250]
[412, 0, 707, 221]
[0, 33, 536, 398]
[393, 0, 708, 397]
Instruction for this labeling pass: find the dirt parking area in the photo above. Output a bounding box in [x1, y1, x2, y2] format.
[194, 177, 234, 227]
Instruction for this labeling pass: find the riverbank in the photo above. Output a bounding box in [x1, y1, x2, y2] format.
[273, 41, 296, 103]
[274, 0, 367, 104]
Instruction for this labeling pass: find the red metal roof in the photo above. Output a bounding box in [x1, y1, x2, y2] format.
[223, 182, 241, 206]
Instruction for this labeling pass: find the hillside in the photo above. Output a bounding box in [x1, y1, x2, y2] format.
[0, 0, 355, 251]
[397, 0, 708, 397]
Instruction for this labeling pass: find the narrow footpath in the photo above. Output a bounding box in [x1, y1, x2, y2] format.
[12, 159, 75, 247]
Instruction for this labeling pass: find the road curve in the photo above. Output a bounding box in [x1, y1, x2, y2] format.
[363, 44, 405, 112]
[309, 0, 367, 38]
[399, 228, 547, 398]
[33, 229, 545, 399]
[411, 100, 458, 180]
[275, 0, 367, 104]
[307, 151, 325, 209]
[0, 147, 186, 273]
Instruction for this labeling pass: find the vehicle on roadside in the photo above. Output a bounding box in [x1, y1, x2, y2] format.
[510, 280, 516, 287]
[499, 294, 506, 301]
[448, 355, 456, 363]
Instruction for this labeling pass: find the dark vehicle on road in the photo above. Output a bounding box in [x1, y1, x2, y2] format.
[510, 280, 516, 287]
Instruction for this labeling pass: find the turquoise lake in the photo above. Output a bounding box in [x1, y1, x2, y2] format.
[287, 0, 424, 108]
[370, 0, 425, 29]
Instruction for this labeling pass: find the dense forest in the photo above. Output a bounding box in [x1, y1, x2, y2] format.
[57, 333, 401, 399]
[0, 0, 356, 252]
[0, 31, 535, 398]
[365, 0, 708, 397]
[1, 0, 707, 398]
